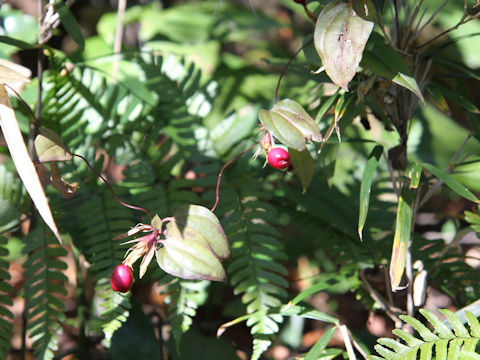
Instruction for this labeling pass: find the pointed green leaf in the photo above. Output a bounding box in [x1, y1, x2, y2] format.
[439, 309, 469, 337]
[358, 145, 383, 240]
[378, 337, 410, 353]
[423, 163, 480, 203]
[54, 0, 85, 49]
[419, 309, 454, 339]
[361, 34, 424, 102]
[289, 148, 315, 193]
[392, 329, 424, 348]
[172, 205, 230, 259]
[0, 35, 35, 50]
[406, 162, 422, 189]
[314, 1, 374, 91]
[389, 186, 414, 291]
[435, 339, 448, 360]
[34, 128, 72, 163]
[429, 82, 479, 114]
[304, 327, 337, 360]
[392, 73, 424, 104]
[466, 311, 480, 337]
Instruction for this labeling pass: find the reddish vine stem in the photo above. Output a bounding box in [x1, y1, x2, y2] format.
[73, 153, 154, 221]
[4, 84, 40, 128]
[274, 38, 312, 103]
[211, 141, 260, 213]
[293, 0, 317, 23]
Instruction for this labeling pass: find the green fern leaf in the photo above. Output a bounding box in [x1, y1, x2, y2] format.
[370, 309, 480, 360]
[0, 236, 13, 359]
[23, 227, 68, 360]
[223, 179, 289, 360]
[160, 276, 210, 350]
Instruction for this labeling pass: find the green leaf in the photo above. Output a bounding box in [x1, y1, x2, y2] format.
[362, 34, 424, 102]
[54, 0, 85, 49]
[304, 327, 337, 360]
[259, 99, 322, 151]
[171, 205, 230, 260]
[358, 145, 383, 240]
[289, 148, 315, 193]
[389, 186, 414, 291]
[423, 163, 480, 203]
[432, 82, 480, 114]
[158, 205, 229, 282]
[314, 1, 374, 91]
[34, 128, 72, 163]
[0, 35, 35, 50]
[406, 162, 422, 189]
[392, 73, 424, 104]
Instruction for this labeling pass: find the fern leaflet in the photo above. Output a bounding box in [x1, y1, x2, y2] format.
[23, 227, 68, 360]
[369, 308, 480, 360]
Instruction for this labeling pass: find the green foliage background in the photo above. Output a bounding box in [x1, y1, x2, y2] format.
[1, 0, 480, 359]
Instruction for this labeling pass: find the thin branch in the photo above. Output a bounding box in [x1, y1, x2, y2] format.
[73, 153, 153, 220]
[4, 84, 40, 128]
[211, 141, 259, 213]
[275, 38, 312, 103]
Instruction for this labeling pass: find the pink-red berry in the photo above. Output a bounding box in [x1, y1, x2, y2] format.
[110, 264, 133, 293]
[267, 147, 290, 169]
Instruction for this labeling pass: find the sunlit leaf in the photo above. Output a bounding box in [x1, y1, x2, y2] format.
[0, 85, 61, 243]
[289, 148, 315, 193]
[358, 145, 382, 240]
[156, 205, 229, 282]
[390, 187, 413, 291]
[158, 220, 227, 282]
[34, 128, 72, 163]
[314, 1, 374, 91]
[259, 99, 322, 151]
[172, 205, 230, 259]
[423, 163, 480, 203]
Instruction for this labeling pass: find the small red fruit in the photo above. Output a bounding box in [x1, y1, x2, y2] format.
[267, 147, 290, 169]
[110, 264, 133, 293]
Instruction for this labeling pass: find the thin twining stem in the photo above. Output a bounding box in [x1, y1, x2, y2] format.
[211, 141, 259, 213]
[73, 153, 153, 220]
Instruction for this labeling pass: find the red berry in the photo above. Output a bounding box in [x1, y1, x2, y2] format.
[110, 264, 133, 293]
[267, 147, 290, 169]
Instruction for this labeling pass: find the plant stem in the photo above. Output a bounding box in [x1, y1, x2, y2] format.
[275, 38, 312, 103]
[293, 0, 317, 23]
[211, 141, 259, 213]
[73, 153, 153, 220]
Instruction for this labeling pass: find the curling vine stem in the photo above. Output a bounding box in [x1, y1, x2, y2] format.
[275, 38, 313, 103]
[73, 153, 153, 221]
[211, 141, 260, 213]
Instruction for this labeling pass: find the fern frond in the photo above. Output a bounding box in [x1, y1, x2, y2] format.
[23, 228, 68, 360]
[222, 176, 289, 360]
[159, 275, 210, 349]
[0, 236, 13, 359]
[369, 308, 480, 360]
